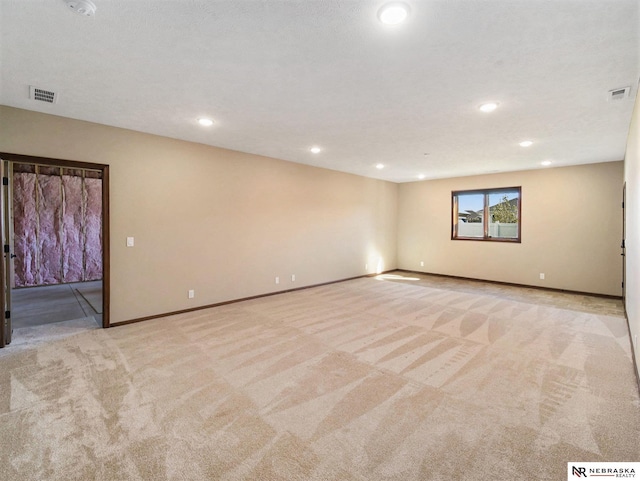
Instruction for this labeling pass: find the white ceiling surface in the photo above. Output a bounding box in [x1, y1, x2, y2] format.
[0, 1, 638, 182]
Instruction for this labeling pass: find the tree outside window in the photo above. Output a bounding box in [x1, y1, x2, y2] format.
[452, 187, 521, 242]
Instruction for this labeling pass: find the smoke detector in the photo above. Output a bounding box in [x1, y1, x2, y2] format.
[63, 0, 96, 17]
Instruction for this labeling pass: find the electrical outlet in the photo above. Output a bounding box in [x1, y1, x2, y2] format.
[420, 261, 424, 267]
[291, 274, 296, 282]
[126, 237, 134, 247]
[275, 277, 280, 285]
[188, 289, 195, 299]
[539, 273, 545, 280]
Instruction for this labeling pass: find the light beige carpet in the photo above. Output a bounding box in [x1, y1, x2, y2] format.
[8, 316, 100, 351]
[0, 273, 638, 480]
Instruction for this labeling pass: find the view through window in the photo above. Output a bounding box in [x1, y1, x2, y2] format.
[452, 187, 521, 242]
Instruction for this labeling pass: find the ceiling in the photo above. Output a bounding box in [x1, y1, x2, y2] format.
[1, 0, 638, 183]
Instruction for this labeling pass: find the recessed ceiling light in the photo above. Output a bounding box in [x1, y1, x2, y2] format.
[310, 146, 321, 154]
[418, 174, 425, 180]
[541, 160, 552, 166]
[378, 2, 410, 25]
[198, 118, 214, 127]
[519, 140, 533, 147]
[376, 164, 385, 170]
[479, 102, 499, 113]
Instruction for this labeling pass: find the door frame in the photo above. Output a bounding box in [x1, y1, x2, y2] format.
[1, 160, 7, 347]
[622, 182, 627, 306]
[0, 152, 110, 347]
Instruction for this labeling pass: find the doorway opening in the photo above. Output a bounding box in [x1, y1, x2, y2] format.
[0, 153, 110, 348]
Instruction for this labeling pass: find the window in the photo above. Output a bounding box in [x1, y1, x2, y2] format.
[452, 187, 521, 242]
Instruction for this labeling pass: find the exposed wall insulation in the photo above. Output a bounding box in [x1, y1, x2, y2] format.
[37, 168, 63, 285]
[84, 176, 102, 280]
[13, 164, 102, 287]
[61, 174, 84, 282]
[12, 171, 38, 286]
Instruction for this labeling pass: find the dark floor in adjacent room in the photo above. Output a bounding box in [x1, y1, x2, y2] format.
[11, 280, 102, 328]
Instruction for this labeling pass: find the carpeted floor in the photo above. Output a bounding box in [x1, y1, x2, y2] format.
[0, 272, 638, 480]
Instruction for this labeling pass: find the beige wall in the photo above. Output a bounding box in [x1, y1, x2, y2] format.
[0, 106, 398, 323]
[0, 105, 627, 330]
[398, 162, 624, 296]
[624, 90, 640, 379]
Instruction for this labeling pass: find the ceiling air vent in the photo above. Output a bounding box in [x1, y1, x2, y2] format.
[608, 86, 631, 101]
[29, 86, 57, 104]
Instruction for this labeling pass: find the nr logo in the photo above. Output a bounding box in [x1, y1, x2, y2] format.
[572, 466, 587, 477]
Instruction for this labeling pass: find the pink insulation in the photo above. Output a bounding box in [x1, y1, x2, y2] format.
[84, 178, 102, 281]
[13, 173, 38, 287]
[61, 175, 84, 282]
[37, 173, 63, 285]
[12, 167, 103, 287]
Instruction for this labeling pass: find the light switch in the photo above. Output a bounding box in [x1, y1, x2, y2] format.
[126, 237, 134, 247]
